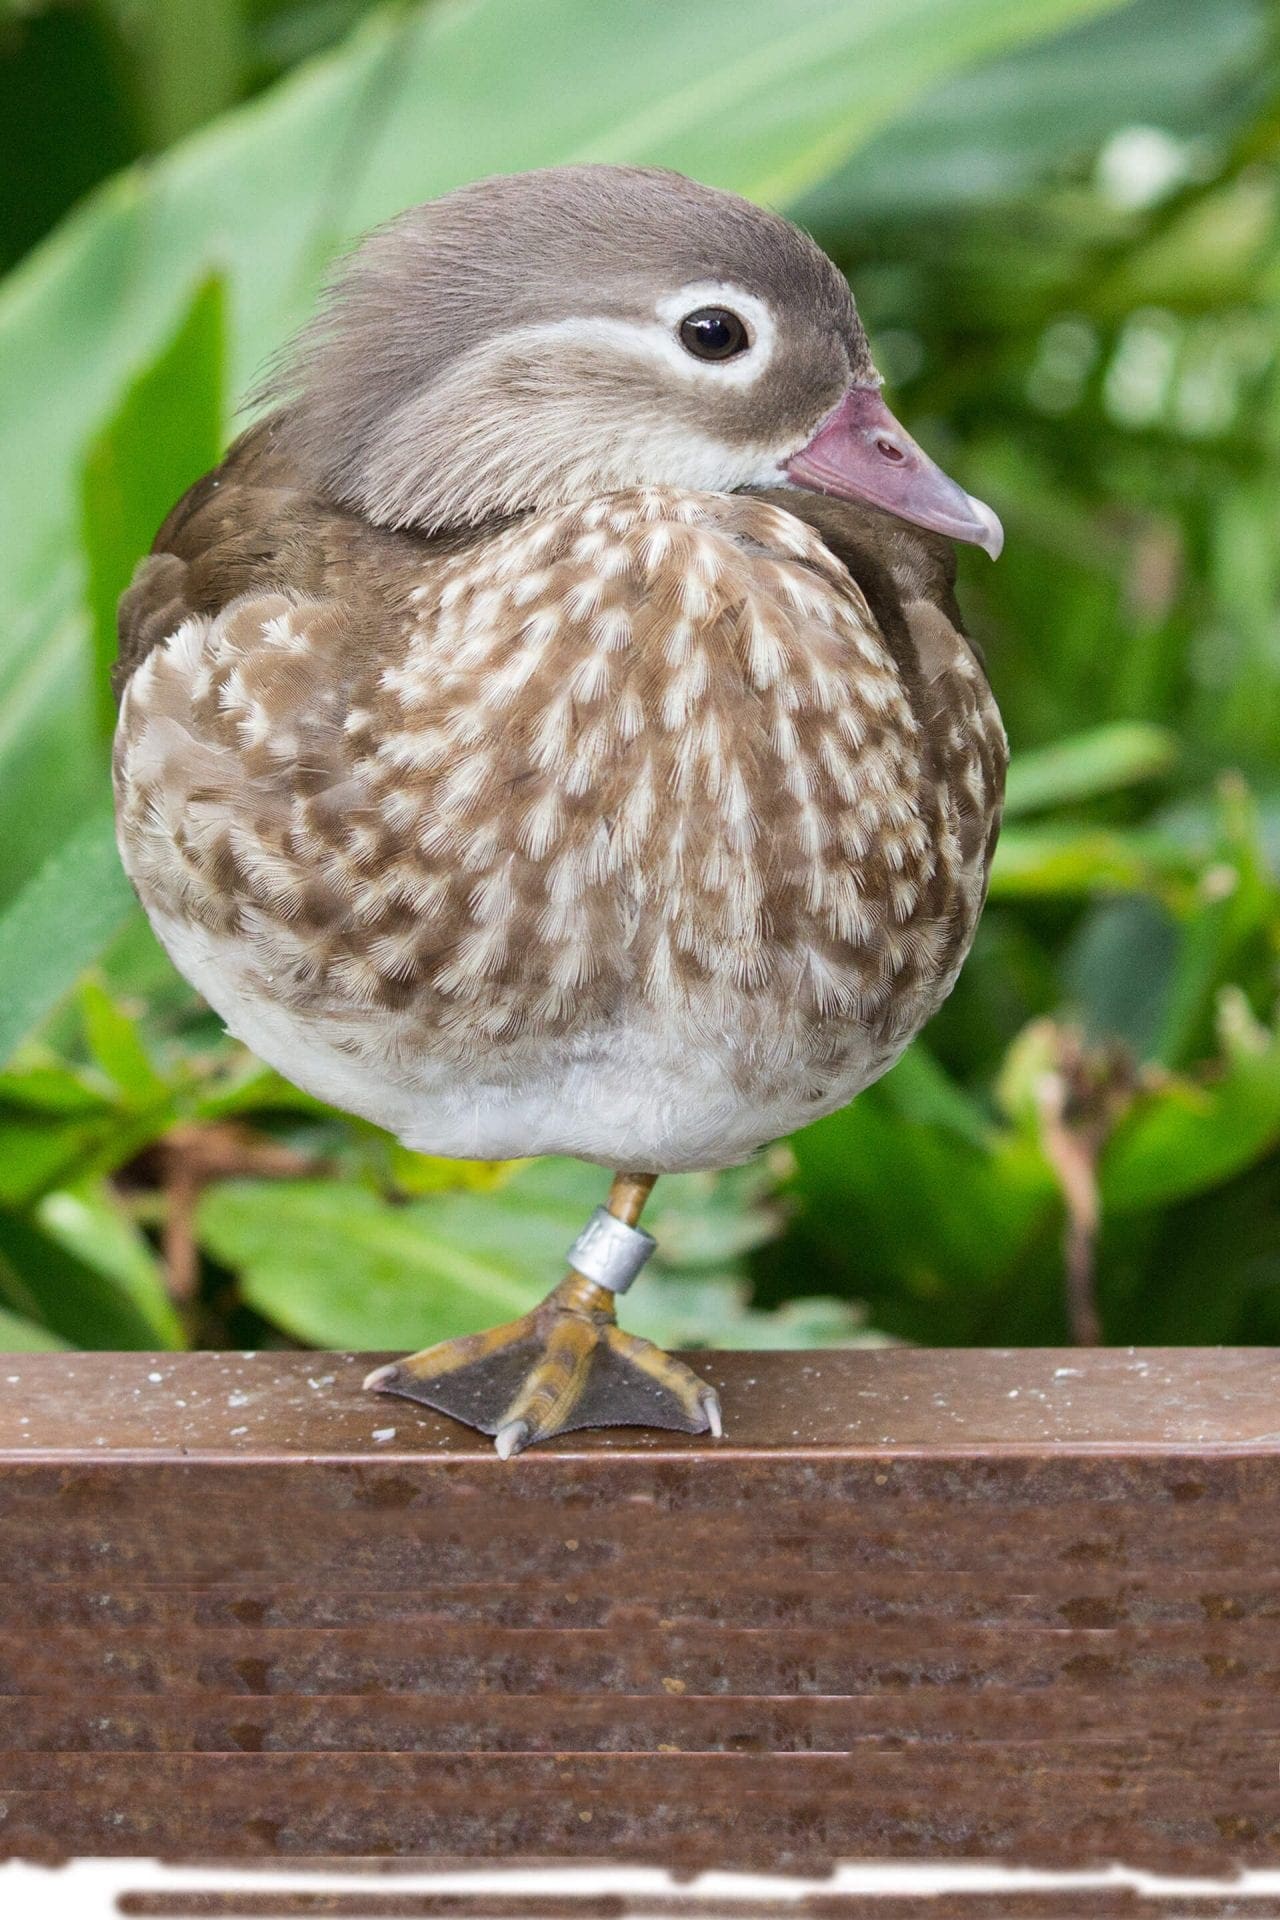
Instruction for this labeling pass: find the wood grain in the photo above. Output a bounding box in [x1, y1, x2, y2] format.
[1, 1347, 1278, 1869]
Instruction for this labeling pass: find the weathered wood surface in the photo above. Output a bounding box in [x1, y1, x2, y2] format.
[103, 1893, 1280, 1919]
[1, 1346, 1279, 1869]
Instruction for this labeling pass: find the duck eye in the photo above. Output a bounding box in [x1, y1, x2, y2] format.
[678, 307, 749, 362]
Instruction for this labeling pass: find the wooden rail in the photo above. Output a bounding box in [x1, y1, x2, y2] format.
[1, 1346, 1278, 1871]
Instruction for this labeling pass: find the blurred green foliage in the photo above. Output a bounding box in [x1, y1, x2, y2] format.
[0, 0, 1277, 1360]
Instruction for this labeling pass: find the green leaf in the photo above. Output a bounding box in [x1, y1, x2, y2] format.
[989, 822, 1190, 898]
[1155, 776, 1279, 1068]
[80, 273, 225, 737]
[0, 1092, 179, 1209]
[0, 0, 1123, 908]
[113, 0, 247, 150]
[790, 1052, 1057, 1315]
[0, 1040, 180, 1211]
[0, 1056, 121, 1210]
[76, 976, 168, 1104]
[199, 1176, 569, 1351]
[0, 1060, 114, 1117]
[628, 1274, 881, 1351]
[197, 1156, 779, 1350]
[642, 1162, 782, 1268]
[0, 800, 137, 1068]
[1003, 722, 1178, 818]
[797, 0, 1264, 228]
[193, 1060, 335, 1123]
[0, 0, 142, 278]
[1062, 894, 1181, 1060]
[384, 1146, 525, 1199]
[35, 1181, 184, 1350]
[0, 1306, 71, 1354]
[0, 1114, 117, 1211]
[0, 1201, 179, 1350]
[1100, 996, 1280, 1214]
[869, 1040, 993, 1150]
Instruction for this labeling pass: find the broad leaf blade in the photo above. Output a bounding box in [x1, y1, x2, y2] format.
[0, 1306, 71, 1354]
[1100, 1008, 1280, 1213]
[0, 800, 136, 1068]
[80, 273, 225, 737]
[0, 1202, 179, 1350]
[797, 0, 1265, 227]
[1003, 722, 1178, 818]
[0, 0, 1123, 908]
[200, 1177, 569, 1351]
[36, 1182, 184, 1350]
[197, 1158, 781, 1351]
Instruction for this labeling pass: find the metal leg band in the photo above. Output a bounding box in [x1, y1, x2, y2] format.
[566, 1207, 657, 1295]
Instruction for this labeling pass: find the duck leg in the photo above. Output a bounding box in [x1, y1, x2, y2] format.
[364, 1170, 723, 1457]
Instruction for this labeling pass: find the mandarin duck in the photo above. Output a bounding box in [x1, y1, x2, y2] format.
[113, 166, 1006, 1455]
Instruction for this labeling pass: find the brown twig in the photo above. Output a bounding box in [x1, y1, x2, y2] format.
[1036, 1068, 1104, 1345]
[126, 1123, 323, 1307]
[1034, 1028, 1138, 1347]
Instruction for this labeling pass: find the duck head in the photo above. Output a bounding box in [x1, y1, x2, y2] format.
[269, 164, 1001, 558]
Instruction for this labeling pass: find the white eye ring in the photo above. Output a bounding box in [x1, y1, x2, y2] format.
[655, 281, 775, 386]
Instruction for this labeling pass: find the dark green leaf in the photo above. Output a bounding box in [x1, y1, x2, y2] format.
[80, 272, 225, 738]
[798, 0, 1265, 228]
[790, 1054, 1056, 1308]
[1155, 777, 1279, 1068]
[1003, 722, 1178, 817]
[0, 1060, 114, 1117]
[1063, 894, 1181, 1059]
[0, 800, 137, 1067]
[1100, 997, 1280, 1213]
[0, 1199, 180, 1350]
[35, 1181, 183, 1349]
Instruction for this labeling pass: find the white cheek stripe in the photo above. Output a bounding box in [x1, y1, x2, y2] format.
[363, 288, 809, 525]
[495, 282, 775, 393]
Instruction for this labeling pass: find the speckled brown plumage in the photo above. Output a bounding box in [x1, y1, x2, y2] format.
[114, 419, 1004, 1170]
[110, 164, 1007, 1449]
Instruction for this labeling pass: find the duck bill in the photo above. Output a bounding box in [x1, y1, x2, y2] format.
[785, 385, 1003, 559]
